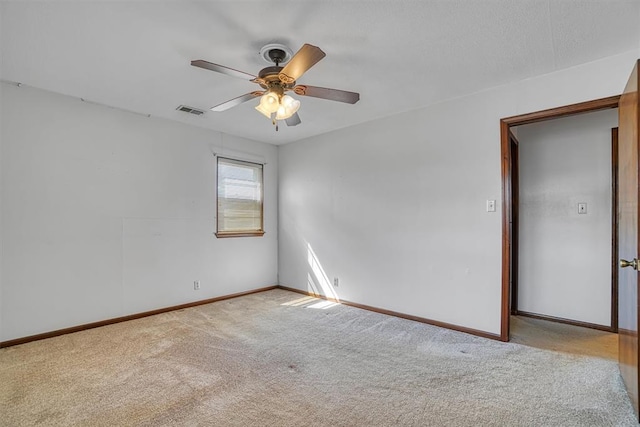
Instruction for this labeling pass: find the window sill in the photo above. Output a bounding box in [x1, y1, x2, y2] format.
[215, 231, 265, 238]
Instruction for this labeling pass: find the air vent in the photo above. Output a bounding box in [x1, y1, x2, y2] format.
[176, 105, 205, 116]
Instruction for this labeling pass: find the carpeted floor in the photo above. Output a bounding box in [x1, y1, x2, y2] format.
[510, 315, 618, 361]
[0, 289, 636, 426]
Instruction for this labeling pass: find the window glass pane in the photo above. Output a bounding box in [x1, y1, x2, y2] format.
[217, 158, 263, 233]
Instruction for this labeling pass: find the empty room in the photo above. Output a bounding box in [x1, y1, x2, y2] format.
[2, 1, 640, 425]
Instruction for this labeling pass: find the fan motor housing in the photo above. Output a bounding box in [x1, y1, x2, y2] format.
[257, 66, 295, 90]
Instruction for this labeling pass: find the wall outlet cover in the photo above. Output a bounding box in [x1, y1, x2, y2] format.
[578, 203, 587, 214]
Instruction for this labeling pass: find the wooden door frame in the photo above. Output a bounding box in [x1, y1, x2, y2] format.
[611, 127, 620, 333]
[500, 95, 621, 342]
[509, 132, 520, 314]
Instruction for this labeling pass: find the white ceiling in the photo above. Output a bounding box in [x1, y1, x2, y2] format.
[1, 1, 639, 145]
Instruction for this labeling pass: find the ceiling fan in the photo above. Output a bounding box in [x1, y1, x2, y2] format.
[191, 43, 360, 130]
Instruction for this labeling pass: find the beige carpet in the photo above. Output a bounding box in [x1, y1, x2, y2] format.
[510, 315, 618, 361]
[0, 289, 636, 426]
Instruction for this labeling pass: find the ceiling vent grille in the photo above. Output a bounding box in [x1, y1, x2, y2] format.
[176, 105, 205, 116]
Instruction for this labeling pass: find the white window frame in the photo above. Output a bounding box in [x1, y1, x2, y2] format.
[216, 157, 265, 238]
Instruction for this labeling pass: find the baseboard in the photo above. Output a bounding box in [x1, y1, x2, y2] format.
[514, 310, 616, 333]
[277, 285, 502, 341]
[1, 284, 506, 348]
[0, 285, 278, 348]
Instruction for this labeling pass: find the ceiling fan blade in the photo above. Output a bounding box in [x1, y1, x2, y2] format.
[278, 44, 326, 84]
[191, 60, 257, 81]
[293, 85, 360, 104]
[285, 112, 301, 127]
[211, 91, 263, 112]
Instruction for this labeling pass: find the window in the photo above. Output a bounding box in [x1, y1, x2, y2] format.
[216, 157, 264, 238]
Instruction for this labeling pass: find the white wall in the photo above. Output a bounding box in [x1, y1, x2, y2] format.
[516, 110, 617, 326]
[278, 50, 639, 336]
[0, 83, 278, 342]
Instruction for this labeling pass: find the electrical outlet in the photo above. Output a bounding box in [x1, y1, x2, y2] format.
[334, 277, 339, 287]
[578, 203, 587, 214]
[194, 280, 200, 290]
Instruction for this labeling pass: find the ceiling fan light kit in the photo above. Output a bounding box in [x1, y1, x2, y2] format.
[191, 43, 360, 131]
[254, 85, 300, 123]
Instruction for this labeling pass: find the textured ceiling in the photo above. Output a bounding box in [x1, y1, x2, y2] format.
[1, 1, 639, 145]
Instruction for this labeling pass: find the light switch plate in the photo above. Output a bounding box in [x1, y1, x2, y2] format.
[487, 200, 496, 212]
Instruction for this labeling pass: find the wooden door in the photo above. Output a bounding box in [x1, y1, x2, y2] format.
[619, 59, 640, 418]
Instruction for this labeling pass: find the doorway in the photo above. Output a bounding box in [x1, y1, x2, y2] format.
[500, 95, 620, 342]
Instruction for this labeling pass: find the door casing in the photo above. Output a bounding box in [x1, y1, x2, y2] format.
[499, 95, 621, 341]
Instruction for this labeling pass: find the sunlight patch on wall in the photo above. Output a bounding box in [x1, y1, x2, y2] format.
[307, 243, 339, 301]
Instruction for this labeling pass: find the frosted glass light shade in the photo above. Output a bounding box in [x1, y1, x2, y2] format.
[255, 90, 280, 118]
[275, 95, 300, 120]
[255, 103, 272, 118]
